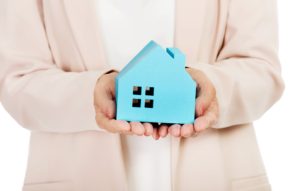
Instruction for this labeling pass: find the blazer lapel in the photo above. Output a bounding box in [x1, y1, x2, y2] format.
[63, 0, 108, 70]
[175, 0, 203, 64]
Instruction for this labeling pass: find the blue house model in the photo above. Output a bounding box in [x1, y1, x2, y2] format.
[115, 41, 196, 124]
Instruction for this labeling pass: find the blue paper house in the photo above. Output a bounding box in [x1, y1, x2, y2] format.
[115, 41, 196, 124]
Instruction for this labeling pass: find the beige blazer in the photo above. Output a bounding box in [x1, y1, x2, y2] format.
[0, 0, 284, 190]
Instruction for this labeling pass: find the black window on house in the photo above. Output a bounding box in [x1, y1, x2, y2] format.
[132, 99, 141, 107]
[145, 86, 154, 96]
[132, 86, 155, 108]
[133, 86, 142, 95]
[144, 99, 154, 108]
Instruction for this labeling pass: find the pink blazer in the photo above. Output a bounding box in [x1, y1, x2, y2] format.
[0, 0, 284, 190]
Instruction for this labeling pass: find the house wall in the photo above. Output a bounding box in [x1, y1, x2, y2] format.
[116, 69, 196, 124]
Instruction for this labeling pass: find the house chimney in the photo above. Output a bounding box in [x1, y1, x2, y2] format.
[166, 48, 185, 68]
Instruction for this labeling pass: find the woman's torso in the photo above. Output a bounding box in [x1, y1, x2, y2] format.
[22, 1, 270, 190]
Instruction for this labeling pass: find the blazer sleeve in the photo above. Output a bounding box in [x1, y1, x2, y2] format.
[0, 1, 113, 133]
[190, 0, 285, 128]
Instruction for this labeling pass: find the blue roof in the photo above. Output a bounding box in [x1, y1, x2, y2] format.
[117, 40, 170, 79]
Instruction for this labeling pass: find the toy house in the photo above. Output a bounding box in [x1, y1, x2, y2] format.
[115, 41, 196, 124]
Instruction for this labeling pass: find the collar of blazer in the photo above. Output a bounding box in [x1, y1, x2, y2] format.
[61, 0, 212, 68]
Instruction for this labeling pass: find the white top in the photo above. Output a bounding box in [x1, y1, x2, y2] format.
[95, 0, 175, 191]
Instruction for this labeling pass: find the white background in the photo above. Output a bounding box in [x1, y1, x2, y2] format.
[0, 1, 299, 190]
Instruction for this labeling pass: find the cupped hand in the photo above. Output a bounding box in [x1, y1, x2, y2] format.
[94, 71, 156, 137]
[167, 67, 219, 138]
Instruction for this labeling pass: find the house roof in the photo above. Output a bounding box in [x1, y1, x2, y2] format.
[117, 40, 187, 79]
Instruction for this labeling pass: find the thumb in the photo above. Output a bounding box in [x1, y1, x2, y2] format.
[94, 75, 117, 119]
[195, 81, 215, 116]
[187, 68, 215, 116]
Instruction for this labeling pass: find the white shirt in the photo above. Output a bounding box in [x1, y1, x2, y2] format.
[95, 0, 175, 190]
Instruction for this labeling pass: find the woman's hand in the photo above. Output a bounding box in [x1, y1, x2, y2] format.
[167, 67, 219, 138]
[94, 71, 130, 134]
[94, 71, 156, 137]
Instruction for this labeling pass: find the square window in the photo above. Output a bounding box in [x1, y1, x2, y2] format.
[145, 87, 154, 96]
[133, 86, 142, 95]
[132, 99, 141, 107]
[144, 99, 154, 108]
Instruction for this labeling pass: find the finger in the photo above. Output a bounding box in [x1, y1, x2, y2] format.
[94, 93, 116, 119]
[94, 73, 119, 119]
[158, 124, 169, 138]
[96, 72, 118, 99]
[195, 82, 215, 117]
[94, 88, 116, 119]
[180, 124, 194, 138]
[103, 100, 116, 119]
[143, 123, 154, 136]
[194, 100, 218, 132]
[106, 72, 118, 97]
[169, 124, 181, 137]
[152, 128, 160, 140]
[186, 69, 216, 117]
[96, 113, 130, 133]
[130, 122, 145, 136]
[194, 117, 207, 132]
